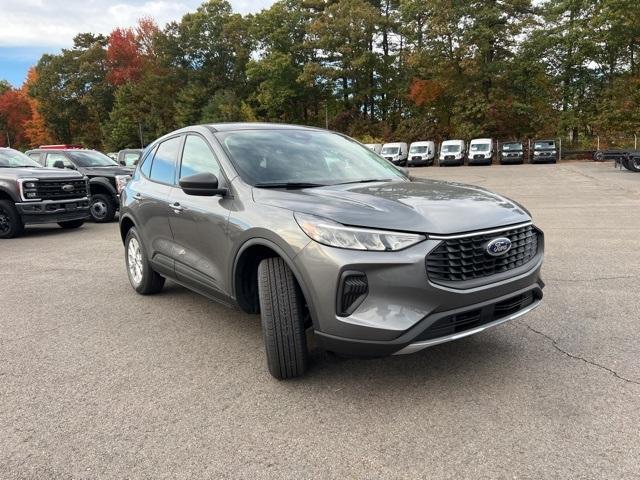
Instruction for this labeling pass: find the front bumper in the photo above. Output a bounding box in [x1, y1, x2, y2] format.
[294, 231, 544, 357]
[439, 157, 464, 165]
[501, 154, 524, 163]
[16, 197, 91, 224]
[468, 156, 492, 165]
[531, 153, 557, 163]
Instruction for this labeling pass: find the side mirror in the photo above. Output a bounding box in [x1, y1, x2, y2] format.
[179, 172, 227, 197]
[119, 160, 126, 166]
[53, 160, 65, 169]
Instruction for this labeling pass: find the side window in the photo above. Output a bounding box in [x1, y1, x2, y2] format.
[46, 153, 73, 168]
[149, 137, 181, 185]
[27, 152, 41, 164]
[139, 146, 156, 178]
[180, 135, 221, 179]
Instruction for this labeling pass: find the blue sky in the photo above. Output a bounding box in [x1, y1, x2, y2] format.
[0, 0, 276, 87]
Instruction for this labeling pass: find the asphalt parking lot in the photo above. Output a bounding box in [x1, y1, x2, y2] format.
[1, 161, 639, 479]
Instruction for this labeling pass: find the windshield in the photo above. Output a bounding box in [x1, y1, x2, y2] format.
[0, 149, 41, 168]
[67, 151, 118, 167]
[410, 146, 429, 154]
[502, 143, 523, 151]
[216, 130, 407, 186]
[442, 144, 461, 153]
[380, 147, 399, 155]
[470, 143, 490, 152]
[534, 141, 555, 150]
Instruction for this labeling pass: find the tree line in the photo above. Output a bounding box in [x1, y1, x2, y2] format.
[1, 0, 639, 151]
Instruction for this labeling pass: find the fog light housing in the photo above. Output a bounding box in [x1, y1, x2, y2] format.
[337, 271, 368, 317]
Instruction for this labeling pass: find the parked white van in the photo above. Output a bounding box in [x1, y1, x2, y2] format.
[439, 140, 466, 166]
[468, 138, 494, 165]
[408, 141, 436, 166]
[364, 143, 383, 154]
[380, 142, 409, 166]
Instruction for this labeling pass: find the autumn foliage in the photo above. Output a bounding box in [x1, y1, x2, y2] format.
[0, 69, 52, 148]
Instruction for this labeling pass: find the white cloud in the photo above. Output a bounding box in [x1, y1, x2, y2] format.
[0, 0, 276, 47]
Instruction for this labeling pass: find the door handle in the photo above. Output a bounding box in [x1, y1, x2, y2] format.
[170, 202, 184, 213]
[133, 193, 143, 200]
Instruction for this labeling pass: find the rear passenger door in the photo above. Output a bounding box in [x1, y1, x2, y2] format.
[168, 134, 232, 298]
[129, 135, 183, 277]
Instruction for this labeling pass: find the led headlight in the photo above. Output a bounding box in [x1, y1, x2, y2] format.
[18, 178, 40, 201]
[115, 174, 132, 194]
[295, 213, 425, 251]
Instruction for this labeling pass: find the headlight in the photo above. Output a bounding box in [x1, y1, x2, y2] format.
[115, 175, 131, 194]
[295, 213, 426, 251]
[18, 178, 40, 201]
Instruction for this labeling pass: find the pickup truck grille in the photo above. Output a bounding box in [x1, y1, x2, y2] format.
[426, 225, 540, 284]
[34, 179, 89, 201]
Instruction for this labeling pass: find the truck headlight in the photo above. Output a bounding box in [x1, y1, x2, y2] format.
[18, 178, 40, 202]
[115, 175, 132, 194]
[295, 213, 426, 251]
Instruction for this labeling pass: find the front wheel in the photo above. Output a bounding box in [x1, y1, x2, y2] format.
[58, 219, 85, 229]
[0, 200, 24, 239]
[125, 227, 165, 294]
[258, 257, 309, 380]
[90, 193, 116, 223]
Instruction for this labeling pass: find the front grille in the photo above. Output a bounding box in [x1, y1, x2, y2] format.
[384, 156, 393, 162]
[473, 154, 484, 159]
[444, 155, 455, 160]
[35, 179, 89, 200]
[414, 291, 536, 342]
[412, 156, 422, 161]
[426, 225, 540, 285]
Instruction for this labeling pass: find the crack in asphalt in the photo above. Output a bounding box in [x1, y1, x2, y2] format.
[516, 321, 640, 386]
[545, 275, 638, 282]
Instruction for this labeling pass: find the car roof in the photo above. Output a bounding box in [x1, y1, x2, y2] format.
[470, 138, 492, 142]
[441, 139, 464, 143]
[202, 122, 324, 133]
[534, 139, 555, 142]
[410, 141, 434, 144]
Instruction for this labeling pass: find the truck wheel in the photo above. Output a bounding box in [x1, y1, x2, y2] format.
[58, 219, 85, 229]
[629, 157, 640, 172]
[258, 257, 309, 380]
[125, 227, 165, 294]
[0, 200, 24, 239]
[594, 151, 604, 161]
[90, 193, 116, 223]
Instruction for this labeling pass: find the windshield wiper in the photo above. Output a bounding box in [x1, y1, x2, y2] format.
[253, 182, 327, 189]
[334, 178, 393, 185]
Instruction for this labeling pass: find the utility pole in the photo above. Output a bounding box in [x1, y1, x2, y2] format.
[325, 103, 329, 130]
[635, 134, 637, 150]
[5, 131, 10, 148]
[559, 137, 562, 161]
[138, 122, 144, 149]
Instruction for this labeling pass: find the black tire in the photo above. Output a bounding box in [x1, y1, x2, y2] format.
[257, 257, 309, 380]
[628, 156, 640, 172]
[594, 151, 604, 161]
[124, 227, 165, 294]
[0, 200, 24, 239]
[90, 193, 116, 223]
[58, 219, 85, 229]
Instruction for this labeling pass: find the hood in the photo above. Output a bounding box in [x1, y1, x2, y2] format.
[253, 179, 530, 235]
[0, 167, 85, 180]
[80, 166, 134, 176]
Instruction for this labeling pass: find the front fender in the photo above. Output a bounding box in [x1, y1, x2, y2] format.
[0, 184, 20, 202]
[89, 177, 118, 198]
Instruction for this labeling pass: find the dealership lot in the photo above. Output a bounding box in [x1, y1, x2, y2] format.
[1, 162, 639, 479]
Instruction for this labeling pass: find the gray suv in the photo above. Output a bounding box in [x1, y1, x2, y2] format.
[120, 124, 544, 379]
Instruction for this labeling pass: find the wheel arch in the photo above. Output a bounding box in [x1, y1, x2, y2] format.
[232, 238, 317, 323]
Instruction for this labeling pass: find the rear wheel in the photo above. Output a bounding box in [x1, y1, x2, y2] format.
[628, 156, 640, 172]
[125, 227, 165, 294]
[90, 193, 116, 223]
[258, 257, 309, 380]
[58, 219, 85, 229]
[0, 200, 24, 239]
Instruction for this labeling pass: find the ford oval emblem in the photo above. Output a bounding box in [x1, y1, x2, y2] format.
[486, 237, 512, 256]
[62, 184, 75, 192]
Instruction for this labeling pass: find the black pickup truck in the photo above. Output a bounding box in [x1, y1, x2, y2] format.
[25, 146, 134, 222]
[0, 148, 90, 239]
